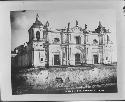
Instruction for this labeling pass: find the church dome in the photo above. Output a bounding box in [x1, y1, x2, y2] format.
[32, 14, 43, 28]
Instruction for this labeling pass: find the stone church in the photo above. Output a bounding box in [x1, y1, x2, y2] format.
[13, 14, 113, 68]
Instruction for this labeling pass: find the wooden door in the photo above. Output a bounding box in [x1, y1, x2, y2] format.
[93, 55, 98, 64]
[54, 55, 60, 65]
[75, 53, 81, 65]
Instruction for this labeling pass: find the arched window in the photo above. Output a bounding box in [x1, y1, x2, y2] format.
[36, 31, 40, 40]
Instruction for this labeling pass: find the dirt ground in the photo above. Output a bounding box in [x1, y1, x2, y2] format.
[11, 64, 117, 94]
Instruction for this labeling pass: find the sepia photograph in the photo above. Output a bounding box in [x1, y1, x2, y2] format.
[11, 9, 117, 94]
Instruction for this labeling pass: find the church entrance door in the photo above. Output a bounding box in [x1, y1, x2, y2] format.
[75, 53, 81, 65]
[54, 55, 60, 65]
[93, 55, 98, 64]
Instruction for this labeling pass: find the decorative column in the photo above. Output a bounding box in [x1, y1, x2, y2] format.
[57, 28, 66, 66]
[67, 22, 70, 66]
[43, 21, 49, 68]
[84, 24, 87, 64]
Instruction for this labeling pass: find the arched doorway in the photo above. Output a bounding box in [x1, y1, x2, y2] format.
[75, 53, 81, 65]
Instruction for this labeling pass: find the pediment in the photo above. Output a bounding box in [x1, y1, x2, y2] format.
[71, 26, 83, 33]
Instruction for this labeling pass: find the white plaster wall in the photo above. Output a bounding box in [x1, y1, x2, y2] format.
[48, 32, 61, 44]
[103, 45, 112, 64]
[49, 45, 61, 66]
[87, 46, 100, 64]
[33, 42, 44, 50]
[62, 33, 67, 43]
[34, 50, 45, 67]
[88, 34, 99, 45]
[86, 46, 93, 64]
[69, 45, 75, 65]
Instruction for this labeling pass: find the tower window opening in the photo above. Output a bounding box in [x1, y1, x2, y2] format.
[36, 31, 40, 40]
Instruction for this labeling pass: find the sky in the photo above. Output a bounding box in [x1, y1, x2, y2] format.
[10, 9, 117, 61]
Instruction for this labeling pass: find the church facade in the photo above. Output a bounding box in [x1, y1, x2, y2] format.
[13, 14, 113, 68]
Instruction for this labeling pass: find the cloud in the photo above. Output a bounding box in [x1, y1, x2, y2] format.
[10, 11, 32, 30]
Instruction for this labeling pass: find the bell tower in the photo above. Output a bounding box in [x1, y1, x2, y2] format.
[27, 14, 50, 67]
[28, 14, 44, 42]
